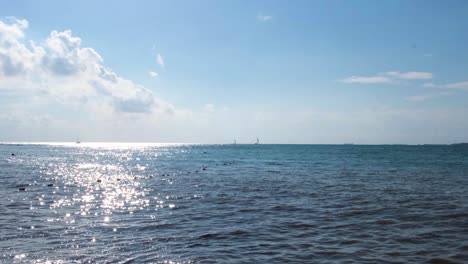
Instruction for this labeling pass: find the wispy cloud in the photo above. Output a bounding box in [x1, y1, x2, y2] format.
[405, 92, 452, 102]
[157, 53, 165, 69]
[423, 81, 468, 90]
[444, 81, 468, 90]
[385, 71, 432, 80]
[257, 13, 272, 22]
[340, 76, 391, 84]
[148, 70, 158, 77]
[341, 71, 432, 84]
[405, 94, 435, 102]
[422, 83, 436, 88]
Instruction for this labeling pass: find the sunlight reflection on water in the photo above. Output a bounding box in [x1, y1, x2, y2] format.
[43, 148, 157, 220]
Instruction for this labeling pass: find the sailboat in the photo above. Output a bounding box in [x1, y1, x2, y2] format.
[254, 137, 259, 145]
[233, 139, 237, 145]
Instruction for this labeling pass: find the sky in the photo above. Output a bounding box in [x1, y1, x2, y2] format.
[1, 0, 468, 144]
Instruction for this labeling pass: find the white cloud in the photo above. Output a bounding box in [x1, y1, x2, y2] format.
[405, 94, 435, 102]
[385, 71, 432, 80]
[444, 81, 468, 90]
[149, 70, 158, 77]
[0, 17, 173, 114]
[422, 82, 437, 88]
[405, 92, 452, 102]
[341, 71, 432, 84]
[423, 81, 468, 90]
[157, 53, 164, 69]
[340, 76, 391, 84]
[257, 13, 272, 22]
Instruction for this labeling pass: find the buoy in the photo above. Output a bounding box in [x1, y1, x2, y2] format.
[11, 153, 15, 156]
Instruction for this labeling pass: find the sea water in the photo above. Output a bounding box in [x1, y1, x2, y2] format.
[0, 143, 467, 263]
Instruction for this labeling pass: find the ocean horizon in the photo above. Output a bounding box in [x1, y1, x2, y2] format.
[2, 142, 467, 146]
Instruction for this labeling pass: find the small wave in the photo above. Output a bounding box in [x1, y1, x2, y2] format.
[284, 221, 316, 229]
[198, 233, 227, 240]
[428, 258, 459, 264]
[374, 219, 397, 225]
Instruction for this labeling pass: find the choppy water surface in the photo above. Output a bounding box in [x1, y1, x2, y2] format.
[1, 143, 467, 263]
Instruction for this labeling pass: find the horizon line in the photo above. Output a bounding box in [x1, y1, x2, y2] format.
[1, 141, 466, 146]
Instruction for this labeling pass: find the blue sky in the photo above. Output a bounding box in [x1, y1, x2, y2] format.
[1, 0, 468, 143]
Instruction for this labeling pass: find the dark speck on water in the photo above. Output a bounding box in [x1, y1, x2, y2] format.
[1, 143, 468, 263]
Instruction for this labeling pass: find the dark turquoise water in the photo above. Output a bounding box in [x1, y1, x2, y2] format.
[1, 143, 467, 263]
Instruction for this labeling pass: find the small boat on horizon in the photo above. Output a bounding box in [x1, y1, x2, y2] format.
[254, 137, 259, 145]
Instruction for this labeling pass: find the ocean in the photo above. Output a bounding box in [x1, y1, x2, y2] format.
[0, 143, 467, 263]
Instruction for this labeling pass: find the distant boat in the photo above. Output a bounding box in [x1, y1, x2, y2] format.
[233, 139, 237, 145]
[254, 137, 259, 145]
[76, 139, 81, 144]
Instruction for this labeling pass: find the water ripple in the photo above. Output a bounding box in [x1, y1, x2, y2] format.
[1, 143, 468, 263]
